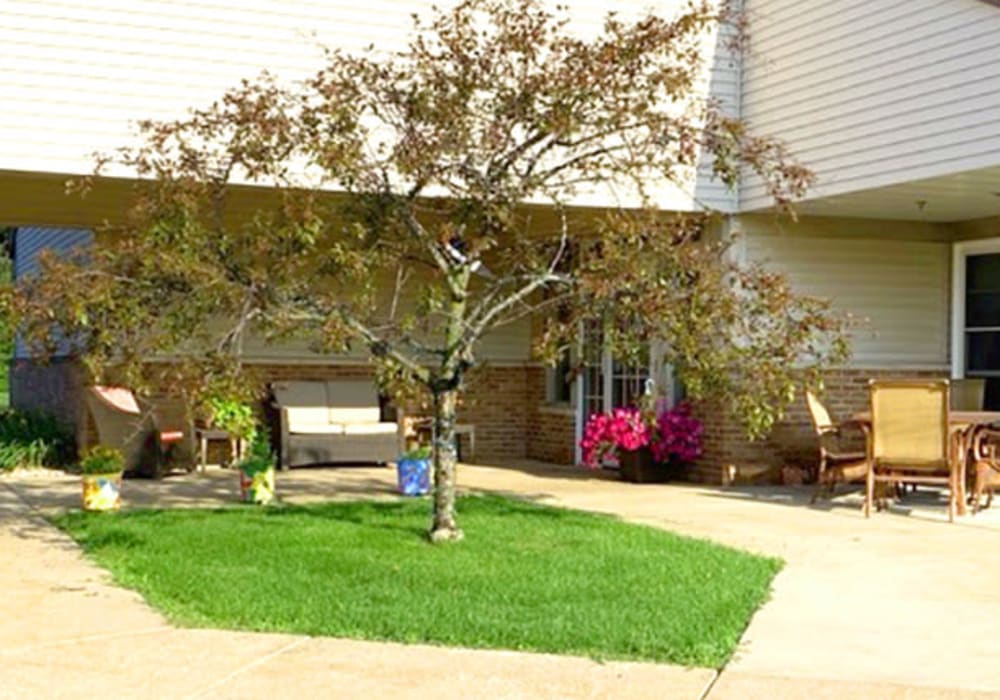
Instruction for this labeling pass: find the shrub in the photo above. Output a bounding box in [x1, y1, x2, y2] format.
[237, 429, 274, 476]
[205, 396, 257, 442]
[79, 445, 124, 475]
[0, 408, 75, 471]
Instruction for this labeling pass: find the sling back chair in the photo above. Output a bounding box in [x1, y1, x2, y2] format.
[865, 379, 959, 522]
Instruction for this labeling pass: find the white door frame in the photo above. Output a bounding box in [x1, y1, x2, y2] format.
[572, 332, 670, 465]
[951, 237, 1000, 379]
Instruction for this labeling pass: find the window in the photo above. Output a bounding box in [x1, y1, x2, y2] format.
[546, 350, 574, 405]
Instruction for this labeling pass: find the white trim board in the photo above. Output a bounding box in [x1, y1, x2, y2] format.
[952, 237, 1000, 380]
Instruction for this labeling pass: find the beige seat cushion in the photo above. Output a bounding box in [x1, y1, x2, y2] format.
[289, 423, 344, 435]
[326, 380, 381, 424]
[274, 381, 333, 431]
[340, 422, 398, 436]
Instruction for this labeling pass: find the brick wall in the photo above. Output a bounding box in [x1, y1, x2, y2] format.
[689, 367, 947, 484]
[523, 366, 576, 464]
[9, 358, 85, 433]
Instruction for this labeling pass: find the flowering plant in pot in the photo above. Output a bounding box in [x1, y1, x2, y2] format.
[579, 407, 658, 480]
[579, 403, 703, 482]
[236, 430, 275, 505]
[650, 403, 703, 476]
[79, 445, 125, 511]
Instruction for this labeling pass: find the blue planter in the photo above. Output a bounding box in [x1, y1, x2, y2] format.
[396, 458, 431, 496]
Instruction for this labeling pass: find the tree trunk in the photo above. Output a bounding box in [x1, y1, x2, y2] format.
[429, 388, 463, 542]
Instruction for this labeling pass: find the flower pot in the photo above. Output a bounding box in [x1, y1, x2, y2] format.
[397, 458, 430, 496]
[81, 472, 123, 511]
[239, 466, 275, 505]
[618, 448, 670, 484]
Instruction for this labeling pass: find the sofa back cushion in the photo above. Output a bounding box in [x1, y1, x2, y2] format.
[273, 381, 332, 431]
[326, 380, 381, 424]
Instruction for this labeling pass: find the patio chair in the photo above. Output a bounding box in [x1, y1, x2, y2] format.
[805, 391, 867, 503]
[83, 386, 193, 479]
[865, 379, 958, 522]
[950, 378, 986, 411]
[969, 427, 1000, 513]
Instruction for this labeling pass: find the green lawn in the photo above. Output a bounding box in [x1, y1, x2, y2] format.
[53, 495, 780, 667]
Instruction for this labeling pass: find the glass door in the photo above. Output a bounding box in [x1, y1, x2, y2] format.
[575, 323, 658, 464]
[964, 253, 1000, 409]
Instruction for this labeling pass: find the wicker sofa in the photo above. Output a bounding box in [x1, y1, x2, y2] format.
[272, 380, 399, 468]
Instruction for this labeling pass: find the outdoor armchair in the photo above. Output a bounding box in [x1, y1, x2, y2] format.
[82, 386, 194, 478]
[865, 379, 958, 522]
[805, 391, 867, 503]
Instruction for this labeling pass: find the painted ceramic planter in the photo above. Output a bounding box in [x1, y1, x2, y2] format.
[396, 458, 431, 496]
[81, 473, 123, 511]
[239, 467, 276, 505]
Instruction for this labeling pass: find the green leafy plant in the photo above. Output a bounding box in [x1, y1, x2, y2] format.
[400, 445, 431, 461]
[79, 445, 124, 475]
[205, 396, 257, 442]
[237, 429, 274, 477]
[0, 408, 74, 471]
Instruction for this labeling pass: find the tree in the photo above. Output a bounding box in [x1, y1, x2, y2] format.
[7, 0, 848, 541]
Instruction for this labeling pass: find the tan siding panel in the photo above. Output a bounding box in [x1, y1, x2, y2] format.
[741, 0, 1000, 209]
[0, 0, 737, 213]
[745, 230, 950, 368]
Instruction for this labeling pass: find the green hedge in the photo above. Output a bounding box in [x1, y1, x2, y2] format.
[0, 409, 75, 471]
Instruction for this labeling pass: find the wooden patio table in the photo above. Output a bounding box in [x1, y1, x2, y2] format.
[851, 410, 1000, 516]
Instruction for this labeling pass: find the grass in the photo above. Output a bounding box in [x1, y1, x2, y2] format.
[53, 495, 781, 667]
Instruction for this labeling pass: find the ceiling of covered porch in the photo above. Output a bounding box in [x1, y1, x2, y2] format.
[769, 164, 1000, 223]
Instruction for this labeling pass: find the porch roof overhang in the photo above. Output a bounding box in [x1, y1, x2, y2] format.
[747, 164, 1000, 223]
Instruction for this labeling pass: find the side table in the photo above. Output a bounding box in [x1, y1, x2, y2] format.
[195, 428, 246, 474]
[408, 419, 475, 461]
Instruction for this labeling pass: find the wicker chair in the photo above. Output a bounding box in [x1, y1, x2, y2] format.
[865, 379, 959, 522]
[82, 386, 193, 478]
[805, 391, 867, 503]
[969, 427, 1000, 513]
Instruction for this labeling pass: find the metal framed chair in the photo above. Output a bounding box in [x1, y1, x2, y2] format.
[805, 391, 867, 503]
[865, 379, 958, 522]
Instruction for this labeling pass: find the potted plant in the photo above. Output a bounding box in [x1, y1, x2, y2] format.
[649, 403, 703, 479]
[79, 445, 125, 511]
[236, 430, 275, 505]
[396, 445, 431, 496]
[580, 407, 664, 482]
[579, 403, 703, 483]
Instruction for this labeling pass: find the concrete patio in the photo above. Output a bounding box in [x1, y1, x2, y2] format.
[3, 461, 1000, 699]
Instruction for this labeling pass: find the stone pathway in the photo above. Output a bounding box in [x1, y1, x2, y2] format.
[3, 463, 1000, 699]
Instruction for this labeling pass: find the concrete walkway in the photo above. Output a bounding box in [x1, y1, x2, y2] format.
[3, 463, 1000, 699]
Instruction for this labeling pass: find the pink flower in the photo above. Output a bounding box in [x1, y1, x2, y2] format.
[579, 407, 652, 468]
[650, 402, 703, 463]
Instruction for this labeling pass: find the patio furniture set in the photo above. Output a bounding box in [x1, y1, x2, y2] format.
[807, 378, 1000, 522]
[83, 380, 469, 476]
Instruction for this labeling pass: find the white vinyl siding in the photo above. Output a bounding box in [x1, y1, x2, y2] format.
[13, 226, 93, 359]
[740, 0, 1000, 210]
[0, 0, 738, 213]
[745, 230, 950, 369]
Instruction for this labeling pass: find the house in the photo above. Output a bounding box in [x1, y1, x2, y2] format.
[3, 0, 1000, 480]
